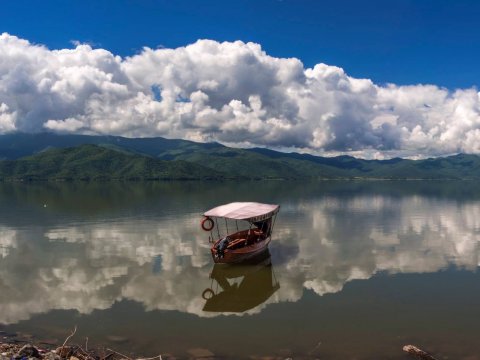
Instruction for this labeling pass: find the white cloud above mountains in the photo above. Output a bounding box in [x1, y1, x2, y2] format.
[1, 32, 480, 158]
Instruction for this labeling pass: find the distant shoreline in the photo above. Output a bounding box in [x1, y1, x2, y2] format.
[0, 177, 476, 182]
[1, 134, 480, 181]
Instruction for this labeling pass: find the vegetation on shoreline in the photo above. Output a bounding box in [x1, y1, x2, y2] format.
[0, 327, 166, 360]
[1, 133, 480, 181]
[0, 145, 223, 181]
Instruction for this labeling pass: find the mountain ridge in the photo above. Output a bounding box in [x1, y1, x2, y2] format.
[0, 133, 480, 180]
[0, 144, 224, 181]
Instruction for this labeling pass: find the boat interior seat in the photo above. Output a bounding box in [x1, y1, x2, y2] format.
[226, 230, 266, 249]
[227, 238, 246, 249]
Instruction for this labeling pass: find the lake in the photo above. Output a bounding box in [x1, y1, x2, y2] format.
[1, 181, 480, 359]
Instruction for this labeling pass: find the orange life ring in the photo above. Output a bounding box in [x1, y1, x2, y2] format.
[201, 216, 214, 231]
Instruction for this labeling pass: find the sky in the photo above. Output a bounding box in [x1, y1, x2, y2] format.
[1, 0, 480, 158]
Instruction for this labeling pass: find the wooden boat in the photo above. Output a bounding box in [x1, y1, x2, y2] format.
[201, 202, 280, 264]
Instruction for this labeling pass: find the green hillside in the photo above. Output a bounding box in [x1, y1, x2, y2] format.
[157, 145, 480, 179]
[0, 132, 221, 160]
[158, 146, 346, 179]
[0, 145, 223, 181]
[1, 133, 480, 180]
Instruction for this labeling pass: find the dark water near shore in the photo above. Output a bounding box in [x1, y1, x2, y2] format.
[1, 181, 480, 359]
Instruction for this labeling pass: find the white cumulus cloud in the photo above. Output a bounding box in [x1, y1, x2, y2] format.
[1, 32, 480, 158]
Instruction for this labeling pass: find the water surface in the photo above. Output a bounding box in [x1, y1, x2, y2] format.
[1, 181, 480, 359]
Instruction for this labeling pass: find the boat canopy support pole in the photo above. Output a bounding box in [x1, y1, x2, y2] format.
[271, 213, 278, 238]
[216, 218, 220, 239]
[225, 218, 229, 235]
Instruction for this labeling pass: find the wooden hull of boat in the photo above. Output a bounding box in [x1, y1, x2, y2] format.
[211, 237, 271, 264]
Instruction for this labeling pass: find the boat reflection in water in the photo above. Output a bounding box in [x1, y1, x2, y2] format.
[201, 250, 280, 313]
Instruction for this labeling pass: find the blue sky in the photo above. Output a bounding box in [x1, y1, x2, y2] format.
[3, 0, 480, 89]
[1, 0, 480, 158]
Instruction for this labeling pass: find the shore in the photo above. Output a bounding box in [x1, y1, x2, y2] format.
[0, 340, 439, 360]
[0, 336, 274, 360]
[0, 342, 138, 360]
[0, 328, 168, 360]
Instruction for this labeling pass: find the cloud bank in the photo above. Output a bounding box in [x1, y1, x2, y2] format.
[1, 33, 480, 158]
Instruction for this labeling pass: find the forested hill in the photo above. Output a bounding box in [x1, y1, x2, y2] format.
[0, 144, 223, 180]
[0, 133, 480, 180]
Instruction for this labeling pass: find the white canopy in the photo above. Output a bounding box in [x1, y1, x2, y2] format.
[204, 202, 280, 222]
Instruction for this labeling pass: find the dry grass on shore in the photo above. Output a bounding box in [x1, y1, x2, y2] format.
[1, 327, 163, 360]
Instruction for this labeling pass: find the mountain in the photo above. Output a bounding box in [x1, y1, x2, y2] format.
[0, 133, 480, 180]
[0, 133, 344, 179]
[0, 132, 223, 160]
[154, 142, 480, 179]
[0, 144, 223, 181]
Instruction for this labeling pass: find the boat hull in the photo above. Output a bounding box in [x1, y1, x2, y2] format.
[211, 237, 271, 264]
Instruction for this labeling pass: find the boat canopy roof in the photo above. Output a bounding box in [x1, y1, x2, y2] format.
[204, 202, 280, 222]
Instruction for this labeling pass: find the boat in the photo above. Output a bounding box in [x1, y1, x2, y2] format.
[201, 250, 280, 313]
[201, 202, 280, 264]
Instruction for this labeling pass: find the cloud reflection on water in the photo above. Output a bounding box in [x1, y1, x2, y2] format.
[0, 184, 479, 324]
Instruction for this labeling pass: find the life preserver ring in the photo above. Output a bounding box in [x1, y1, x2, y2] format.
[202, 288, 214, 300]
[201, 216, 214, 231]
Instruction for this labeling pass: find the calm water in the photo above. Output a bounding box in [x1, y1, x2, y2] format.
[1, 181, 480, 359]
